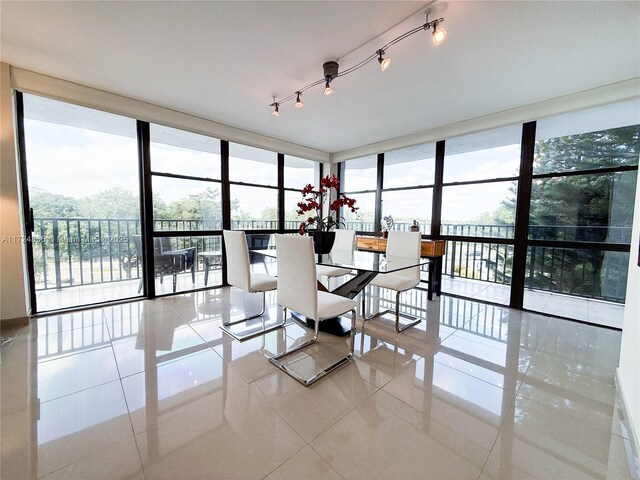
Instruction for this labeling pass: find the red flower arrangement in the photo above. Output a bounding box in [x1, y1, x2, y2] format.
[297, 174, 359, 235]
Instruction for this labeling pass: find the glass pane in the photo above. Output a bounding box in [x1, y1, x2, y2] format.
[536, 99, 640, 143]
[381, 188, 432, 234]
[533, 124, 640, 175]
[529, 171, 637, 243]
[343, 155, 377, 192]
[152, 177, 223, 231]
[524, 247, 629, 306]
[343, 192, 376, 231]
[23, 93, 141, 311]
[229, 143, 277, 186]
[150, 124, 221, 179]
[230, 185, 278, 230]
[441, 181, 517, 238]
[284, 190, 306, 230]
[442, 240, 513, 286]
[384, 143, 435, 187]
[152, 235, 223, 295]
[444, 125, 522, 183]
[284, 156, 319, 189]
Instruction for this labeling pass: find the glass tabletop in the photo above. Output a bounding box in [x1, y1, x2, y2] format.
[251, 247, 429, 274]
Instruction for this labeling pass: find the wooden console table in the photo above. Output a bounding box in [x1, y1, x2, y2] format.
[356, 236, 445, 300]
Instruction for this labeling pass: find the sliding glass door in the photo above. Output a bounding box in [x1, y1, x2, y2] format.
[19, 93, 143, 312]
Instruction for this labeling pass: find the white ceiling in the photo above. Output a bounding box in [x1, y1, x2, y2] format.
[2, 1, 639, 154]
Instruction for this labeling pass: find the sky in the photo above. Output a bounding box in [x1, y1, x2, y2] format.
[24, 113, 519, 222]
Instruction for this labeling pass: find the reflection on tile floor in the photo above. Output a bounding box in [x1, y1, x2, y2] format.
[443, 276, 625, 328]
[1, 288, 635, 479]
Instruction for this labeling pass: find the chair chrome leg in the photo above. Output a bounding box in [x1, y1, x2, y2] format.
[220, 291, 285, 341]
[269, 308, 356, 387]
[394, 290, 421, 333]
[361, 287, 420, 333]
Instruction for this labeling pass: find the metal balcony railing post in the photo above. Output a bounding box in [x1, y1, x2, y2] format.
[52, 219, 62, 290]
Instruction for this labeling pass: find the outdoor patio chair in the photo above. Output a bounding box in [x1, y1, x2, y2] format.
[131, 235, 194, 293]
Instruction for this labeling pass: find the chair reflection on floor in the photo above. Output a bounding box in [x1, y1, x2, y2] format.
[269, 234, 357, 387]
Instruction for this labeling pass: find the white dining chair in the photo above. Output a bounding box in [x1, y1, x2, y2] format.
[220, 230, 284, 341]
[361, 230, 422, 333]
[270, 234, 357, 387]
[316, 229, 356, 288]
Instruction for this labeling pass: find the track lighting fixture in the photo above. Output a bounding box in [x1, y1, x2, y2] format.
[269, 11, 446, 115]
[377, 49, 391, 72]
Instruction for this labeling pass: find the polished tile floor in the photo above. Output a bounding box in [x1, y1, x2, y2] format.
[1, 288, 636, 479]
[36, 271, 624, 329]
[442, 277, 625, 328]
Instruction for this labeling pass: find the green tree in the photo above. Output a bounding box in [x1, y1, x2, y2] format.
[30, 190, 80, 217]
[78, 187, 140, 219]
[503, 125, 639, 300]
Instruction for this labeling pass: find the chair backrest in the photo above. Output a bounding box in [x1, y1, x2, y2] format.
[386, 231, 421, 279]
[132, 235, 143, 257]
[158, 237, 173, 254]
[223, 230, 252, 291]
[332, 229, 356, 251]
[274, 234, 318, 320]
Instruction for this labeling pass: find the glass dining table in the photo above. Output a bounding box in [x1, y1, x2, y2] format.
[251, 247, 430, 336]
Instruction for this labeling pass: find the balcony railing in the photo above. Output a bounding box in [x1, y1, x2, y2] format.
[32, 217, 629, 303]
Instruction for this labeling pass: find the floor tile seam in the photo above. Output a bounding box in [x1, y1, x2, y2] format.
[35, 319, 110, 338]
[512, 391, 616, 432]
[402, 407, 497, 474]
[35, 337, 113, 359]
[431, 352, 528, 391]
[377, 386, 504, 462]
[307, 443, 348, 480]
[442, 329, 513, 354]
[526, 346, 619, 386]
[33, 422, 139, 480]
[257, 442, 311, 480]
[37, 371, 123, 405]
[186, 321, 225, 348]
[108, 340, 150, 451]
[303, 382, 382, 445]
[477, 400, 517, 478]
[522, 356, 618, 391]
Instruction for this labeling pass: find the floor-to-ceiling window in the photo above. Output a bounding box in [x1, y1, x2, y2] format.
[20, 93, 142, 312]
[440, 125, 522, 305]
[149, 124, 223, 295]
[340, 155, 377, 232]
[523, 101, 639, 327]
[381, 143, 435, 235]
[283, 155, 321, 231]
[228, 143, 278, 230]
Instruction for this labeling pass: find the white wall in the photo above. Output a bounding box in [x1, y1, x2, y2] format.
[0, 62, 29, 321]
[618, 170, 640, 447]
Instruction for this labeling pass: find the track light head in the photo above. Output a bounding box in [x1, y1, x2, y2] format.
[271, 102, 280, 117]
[323, 79, 334, 96]
[377, 49, 391, 72]
[294, 92, 304, 108]
[431, 20, 447, 46]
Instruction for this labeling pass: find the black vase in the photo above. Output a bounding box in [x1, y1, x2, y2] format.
[309, 231, 336, 254]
